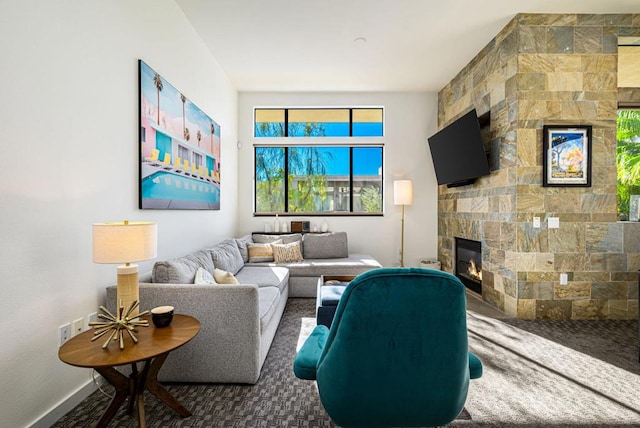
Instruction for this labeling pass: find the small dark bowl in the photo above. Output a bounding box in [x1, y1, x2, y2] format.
[151, 306, 174, 328]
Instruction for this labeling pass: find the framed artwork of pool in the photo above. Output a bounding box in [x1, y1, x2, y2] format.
[138, 59, 221, 209]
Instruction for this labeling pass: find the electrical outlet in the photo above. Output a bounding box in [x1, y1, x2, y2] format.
[73, 318, 84, 336]
[87, 312, 97, 328]
[559, 273, 568, 285]
[58, 323, 72, 347]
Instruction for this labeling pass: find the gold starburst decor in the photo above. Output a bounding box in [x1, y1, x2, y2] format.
[89, 301, 149, 350]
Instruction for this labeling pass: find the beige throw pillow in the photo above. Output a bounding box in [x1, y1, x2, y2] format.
[247, 239, 282, 262]
[272, 241, 304, 263]
[194, 267, 217, 284]
[213, 268, 240, 284]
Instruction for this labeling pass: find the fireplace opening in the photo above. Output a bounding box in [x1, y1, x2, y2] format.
[455, 238, 482, 294]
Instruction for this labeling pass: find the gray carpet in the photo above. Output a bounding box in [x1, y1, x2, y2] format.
[53, 298, 640, 427]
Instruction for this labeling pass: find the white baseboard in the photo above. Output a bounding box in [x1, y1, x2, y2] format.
[28, 374, 106, 428]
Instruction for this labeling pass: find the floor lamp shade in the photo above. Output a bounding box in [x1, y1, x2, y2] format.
[393, 180, 413, 206]
[393, 180, 413, 267]
[92, 221, 158, 313]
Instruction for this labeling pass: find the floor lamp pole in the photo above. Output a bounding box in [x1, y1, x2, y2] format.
[394, 179, 413, 268]
[400, 204, 405, 267]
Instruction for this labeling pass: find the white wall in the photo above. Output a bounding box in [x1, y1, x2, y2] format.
[237, 92, 439, 267]
[0, 1, 238, 426]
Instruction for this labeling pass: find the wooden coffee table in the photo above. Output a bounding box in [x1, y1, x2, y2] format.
[58, 314, 200, 428]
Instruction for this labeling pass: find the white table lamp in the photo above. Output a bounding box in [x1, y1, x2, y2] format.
[93, 221, 157, 314]
[394, 180, 413, 267]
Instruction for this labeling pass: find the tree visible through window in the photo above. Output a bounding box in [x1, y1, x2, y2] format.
[255, 147, 285, 212]
[616, 109, 640, 220]
[255, 145, 383, 214]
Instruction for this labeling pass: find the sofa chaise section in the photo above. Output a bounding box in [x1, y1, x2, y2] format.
[249, 254, 381, 297]
[250, 232, 382, 297]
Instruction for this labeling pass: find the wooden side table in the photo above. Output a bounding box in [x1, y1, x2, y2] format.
[59, 314, 200, 428]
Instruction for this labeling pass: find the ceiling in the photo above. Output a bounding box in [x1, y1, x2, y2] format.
[175, 0, 640, 93]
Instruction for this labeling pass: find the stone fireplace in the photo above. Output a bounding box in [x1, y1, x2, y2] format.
[436, 13, 640, 320]
[455, 238, 482, 295]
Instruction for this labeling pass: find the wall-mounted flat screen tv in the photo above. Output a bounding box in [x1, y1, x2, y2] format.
[427, 109, 490, 187]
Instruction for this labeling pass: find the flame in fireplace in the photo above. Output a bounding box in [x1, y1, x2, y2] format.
[468, 258, 482, 282]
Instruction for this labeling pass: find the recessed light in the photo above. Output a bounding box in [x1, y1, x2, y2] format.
[354, 37, 367, 44]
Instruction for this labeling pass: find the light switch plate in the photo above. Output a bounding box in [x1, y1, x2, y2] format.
[559, 273, 568, 285]
[533, 217, 541, 228]
[548, 217, 560, 229]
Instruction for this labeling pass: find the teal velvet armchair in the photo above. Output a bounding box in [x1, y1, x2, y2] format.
[294, 267, 483, 427]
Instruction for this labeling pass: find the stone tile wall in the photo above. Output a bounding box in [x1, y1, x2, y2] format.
[437, 13, 640, 319]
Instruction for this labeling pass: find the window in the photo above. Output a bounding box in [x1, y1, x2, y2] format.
[253, 106, 384, 215]
[254, 108, 384, 137]
[255, 145, 383, 215]
[192, 152, 202, 169]
[616, 39, 640, 220]
[616, 109, 640, 220]
[178, 145, 190, 163]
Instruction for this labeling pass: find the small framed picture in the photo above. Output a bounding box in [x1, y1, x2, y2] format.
[542, 125, 592, 187]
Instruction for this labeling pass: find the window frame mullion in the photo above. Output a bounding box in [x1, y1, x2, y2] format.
[284, 147, 289, 213]
[349, 147, 354, 212]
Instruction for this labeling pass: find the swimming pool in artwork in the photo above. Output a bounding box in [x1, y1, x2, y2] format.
[142, 171, 220, 203]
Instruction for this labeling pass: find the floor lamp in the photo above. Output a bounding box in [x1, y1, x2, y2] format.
[394, 180, 413, 267]
[92, 221, 158, 315]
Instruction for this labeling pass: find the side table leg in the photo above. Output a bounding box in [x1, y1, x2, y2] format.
[127, 362, 138, 415]
[94, 367, 130, 428]
[135, 360, 151, 428]
[145, 353, 192, 417]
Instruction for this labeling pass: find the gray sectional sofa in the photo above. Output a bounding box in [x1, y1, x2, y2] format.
[105, 231, 381, 384]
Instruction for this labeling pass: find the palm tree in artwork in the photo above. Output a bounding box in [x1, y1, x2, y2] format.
[180, 93, 186, 139]
[210, 123, 216, 176]
[210, 123, 216, 150]
[550, 135, 568, 171]
[153, 73, 163, 125]
[184, 127, 190, 141]
[197, 130, 202, 147]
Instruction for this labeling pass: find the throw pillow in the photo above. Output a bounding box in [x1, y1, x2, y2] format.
[151, 250, 215, 284]
[303, 232, 348, 259]
[247, 240, 282, 263]
[234, 234, 253, 263]
[209, 239, 245, 275]
[213, 268, 240, 285]
[272, 241, 304, 263]
[194, 267, 217, 285]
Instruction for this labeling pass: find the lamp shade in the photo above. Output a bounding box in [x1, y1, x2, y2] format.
[393, 180, 413, 206]
[92, 221, 157, 264]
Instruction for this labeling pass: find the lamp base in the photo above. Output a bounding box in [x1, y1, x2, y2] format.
[117, 264, 139, 315]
